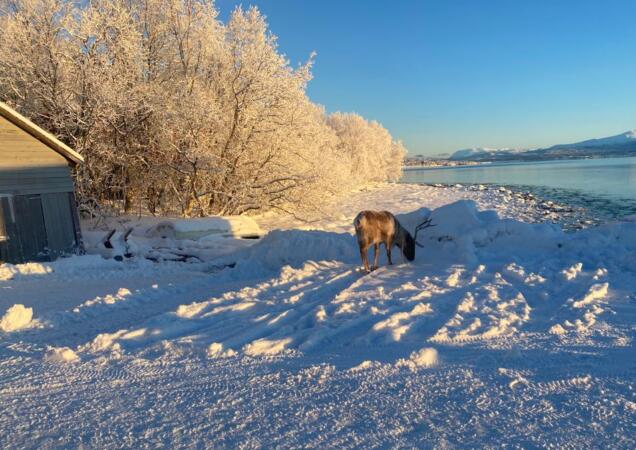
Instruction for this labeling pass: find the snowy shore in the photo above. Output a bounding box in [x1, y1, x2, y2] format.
[1, 183, 635, 448]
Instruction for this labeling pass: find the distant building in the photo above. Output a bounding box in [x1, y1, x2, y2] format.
[0, 102, 84, 263]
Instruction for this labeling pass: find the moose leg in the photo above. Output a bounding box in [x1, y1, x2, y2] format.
[373, 243, 380, 270]
[359, 244, 370, 273]
[386, 241, 393, 265]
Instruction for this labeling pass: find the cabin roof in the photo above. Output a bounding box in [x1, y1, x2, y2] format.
[0, 102, 84, 165]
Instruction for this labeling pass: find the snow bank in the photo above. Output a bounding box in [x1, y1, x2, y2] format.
[44, 347, 79, 363]
[549, 324, 567, 335]
[243, 338, 293, 356]
[572, 283, 609, 308]
[562, 263, 583, 281]
[147, 216, 263, 240]
[228, 200, 564, 275]
[552, 282, 612, 335]
[348, 360, 383, 372]
[0, 262, 52, 281]
[396, 347, 439, 370]
[0, 255, 123, 281]
[207, 343, 237, 359]
[82, 332, 125, 353]
[232, 229, 358, 272]
[395, 200, 563, 266]
[0, 304, 33, 332]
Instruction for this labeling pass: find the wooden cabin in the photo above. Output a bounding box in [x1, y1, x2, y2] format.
[0, 102, 84, 263]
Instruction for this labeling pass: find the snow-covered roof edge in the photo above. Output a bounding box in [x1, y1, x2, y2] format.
[0, 101, 84, 165]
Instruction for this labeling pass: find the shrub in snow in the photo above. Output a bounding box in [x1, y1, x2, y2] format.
[0, 304, 33, 332]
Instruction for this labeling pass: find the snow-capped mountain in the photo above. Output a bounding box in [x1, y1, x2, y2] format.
[450, 147, 524, 161]
[450, 130, 636, 162]
[546, 130, 636, 151]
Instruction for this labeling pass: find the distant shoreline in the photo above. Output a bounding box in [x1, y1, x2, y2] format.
[404, 152, 636, 170]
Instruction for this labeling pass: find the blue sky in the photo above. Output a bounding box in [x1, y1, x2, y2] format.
[218, 1, 636, 156]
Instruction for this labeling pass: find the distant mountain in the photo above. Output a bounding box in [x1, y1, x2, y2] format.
[449, 147, 525, 161]
[544, 130, 636, 152]
[449, 130, 636, 162]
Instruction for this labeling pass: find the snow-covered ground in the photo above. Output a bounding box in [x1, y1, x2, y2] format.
[1, 183, 635, 448]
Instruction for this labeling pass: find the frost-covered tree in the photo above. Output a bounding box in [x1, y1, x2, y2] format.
[0, 0, 406, 218]
[0, 0, 154, 214]
[327, 112, 406, 184]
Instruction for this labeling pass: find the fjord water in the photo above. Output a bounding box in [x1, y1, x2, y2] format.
[402, 157, 636, 220]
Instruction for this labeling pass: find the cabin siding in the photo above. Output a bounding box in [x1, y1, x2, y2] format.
[13, 194, 49, 262]
[0, 116, 69, 168]
[41, 192, 78, 258]
[0, 196, 20, 263]
[0, 167, 74, 194]
[0, 110, 83, 263]
[0, 193, 81, 263]
[0, 115, 74, 195]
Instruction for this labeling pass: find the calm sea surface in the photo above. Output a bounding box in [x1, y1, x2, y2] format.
[402, 156, 636, 220]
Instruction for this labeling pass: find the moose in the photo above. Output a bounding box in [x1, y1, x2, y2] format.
[353, 211, 434, 273]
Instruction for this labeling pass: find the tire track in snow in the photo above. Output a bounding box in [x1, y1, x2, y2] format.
[1, 348, 634, 448]
[74, 262, 363, 356]
[1, 267, 271, 357]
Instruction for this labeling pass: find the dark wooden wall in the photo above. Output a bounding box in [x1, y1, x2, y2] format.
[0, 193, 81, 263]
